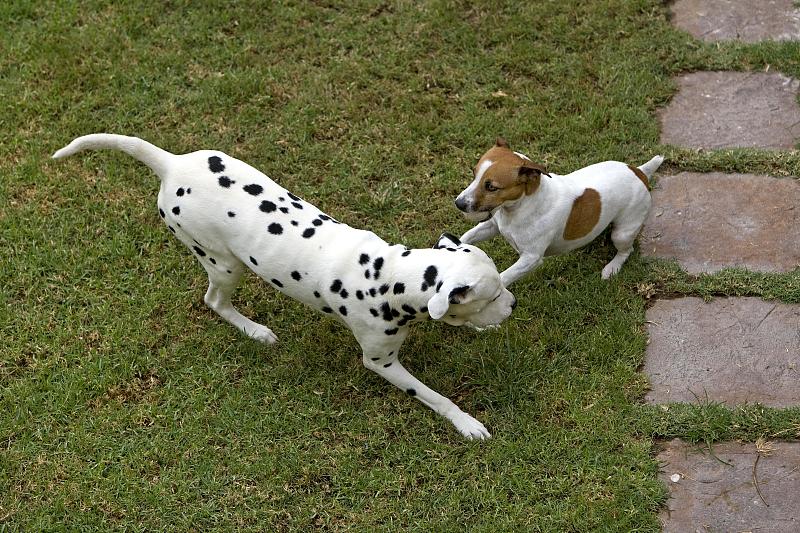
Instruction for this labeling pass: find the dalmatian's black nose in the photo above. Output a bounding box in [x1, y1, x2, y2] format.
[511, 296, 518, 310]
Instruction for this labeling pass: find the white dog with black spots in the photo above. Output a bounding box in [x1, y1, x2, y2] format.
[53, 134, 516, 440]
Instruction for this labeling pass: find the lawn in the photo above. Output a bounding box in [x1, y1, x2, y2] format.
[2, 0, 799, 530]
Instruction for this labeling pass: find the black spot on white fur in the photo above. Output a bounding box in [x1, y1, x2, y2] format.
[218, 176, 234, 188]
[421, 265, 438, 291]
[243, 184, 263, 196]
[260, 200, 277, 213]
[379, 303, 393, 322]
[268, 223, 283, 235]
[302, 228, 315, 238]
[172, 206, 180, 215]
[208, 156, 225, 173]
[291, 271, 302, 281]
[372, 257, 384, 280]
[250, 256, 258, 266]
[272, 279, 283, 288]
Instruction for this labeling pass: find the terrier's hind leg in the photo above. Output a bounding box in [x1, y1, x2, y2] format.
[601, 223, 641, 280]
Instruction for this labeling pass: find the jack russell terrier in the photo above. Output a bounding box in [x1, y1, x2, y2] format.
[455, 139, 663, 285]
[53, 133, 517, 440]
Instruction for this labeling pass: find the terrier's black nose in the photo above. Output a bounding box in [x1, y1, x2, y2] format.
[454, 197, 467, 212]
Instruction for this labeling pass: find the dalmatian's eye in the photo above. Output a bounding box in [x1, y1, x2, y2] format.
[484, 181, 499, 192]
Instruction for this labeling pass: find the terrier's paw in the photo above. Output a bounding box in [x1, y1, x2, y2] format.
[601, 263, 621, 280]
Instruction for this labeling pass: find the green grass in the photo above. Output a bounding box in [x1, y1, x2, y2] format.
[2, 0, 799, 530]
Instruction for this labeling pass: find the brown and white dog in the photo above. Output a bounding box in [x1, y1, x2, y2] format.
[455, 139, 663, 285]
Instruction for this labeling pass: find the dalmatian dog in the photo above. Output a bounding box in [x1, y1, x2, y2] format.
[53, 134, 516, 440]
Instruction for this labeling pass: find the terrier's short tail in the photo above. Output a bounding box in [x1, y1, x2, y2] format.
[638, 155, 664, 178]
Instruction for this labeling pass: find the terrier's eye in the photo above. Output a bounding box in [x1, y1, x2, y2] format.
[484, 181, 499, 192]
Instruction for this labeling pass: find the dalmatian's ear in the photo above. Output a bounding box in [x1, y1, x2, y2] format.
[427, 283, 471, 320]
[433, 232, 461, 249]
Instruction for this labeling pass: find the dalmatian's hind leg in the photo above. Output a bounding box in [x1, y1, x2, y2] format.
[201, 257, 278, 344]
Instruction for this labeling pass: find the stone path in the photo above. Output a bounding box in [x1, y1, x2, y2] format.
[644, 5, 800, 530]
[671, 0, 800, 43]
[658, 71, 800, 150]
[645, 297, 800, 407]
[657, 439, 800, 532]
[641, 172, 800, 273]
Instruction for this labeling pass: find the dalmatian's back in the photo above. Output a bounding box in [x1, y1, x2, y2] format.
[156, 150, 389, 305]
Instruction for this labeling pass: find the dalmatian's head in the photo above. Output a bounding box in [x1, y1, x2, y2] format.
[427, 233, 516, 327]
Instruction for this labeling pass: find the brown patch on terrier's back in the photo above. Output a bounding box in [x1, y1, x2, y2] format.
[563, 188, 601, 240]
[627, 164, 650, 189]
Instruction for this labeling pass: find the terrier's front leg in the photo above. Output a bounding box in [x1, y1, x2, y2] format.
[499, 253, 543, 287]
[460, 218, 499, 245]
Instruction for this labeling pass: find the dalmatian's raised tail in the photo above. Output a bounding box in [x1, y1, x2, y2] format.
[52, 133, 173, 177]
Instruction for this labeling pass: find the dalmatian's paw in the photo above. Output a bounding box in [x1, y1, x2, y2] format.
[450, 410, 491, 440]
[247, 325, 278, 344]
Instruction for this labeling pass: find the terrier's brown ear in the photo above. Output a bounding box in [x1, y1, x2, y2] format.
[518, 161, 549, 195]
[495, 137, 509, 148]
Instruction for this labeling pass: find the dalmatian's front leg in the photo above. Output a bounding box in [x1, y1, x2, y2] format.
[357, 330, 490, 440]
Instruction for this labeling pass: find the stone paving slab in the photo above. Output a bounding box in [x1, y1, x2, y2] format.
[659, 71, 800, 150]
[640, 172, 800, 274]
[658, 438, 800, 532]
[671, 0, 800, 43]
[644, 297, 800, 407]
